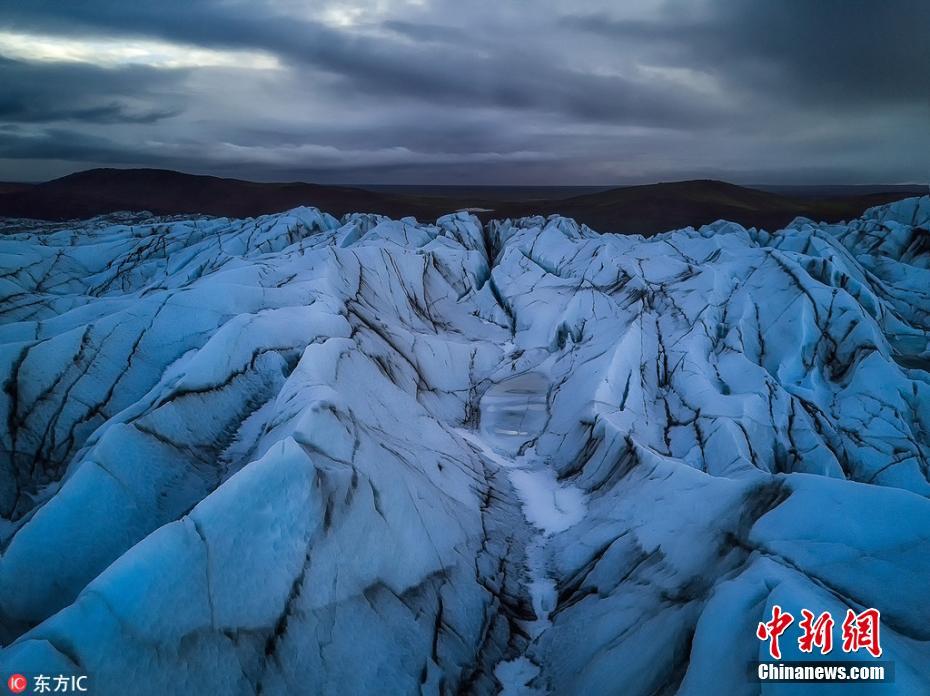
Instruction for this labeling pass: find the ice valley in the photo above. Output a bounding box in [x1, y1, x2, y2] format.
[1, 197, 929, 694]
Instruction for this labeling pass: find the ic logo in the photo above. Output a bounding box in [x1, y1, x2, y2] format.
[6, 674, 27, 694]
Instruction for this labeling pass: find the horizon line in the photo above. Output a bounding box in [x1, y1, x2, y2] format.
[3, 166, 928, 189]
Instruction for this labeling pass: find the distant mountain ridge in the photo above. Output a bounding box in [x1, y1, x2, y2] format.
[0, 168, 440, 222]
[496, 179, 928, 234]
[0, 168, 924, 235]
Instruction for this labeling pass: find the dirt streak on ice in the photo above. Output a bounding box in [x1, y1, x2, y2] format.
[457, 371, 587, 695]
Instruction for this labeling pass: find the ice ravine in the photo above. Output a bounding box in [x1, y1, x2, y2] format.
[1, 197, 929, 694]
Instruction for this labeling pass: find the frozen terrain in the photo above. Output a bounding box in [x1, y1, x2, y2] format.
[0, 197, 929, 694]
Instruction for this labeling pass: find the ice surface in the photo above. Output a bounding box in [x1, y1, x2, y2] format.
[0, 198, 928, 694]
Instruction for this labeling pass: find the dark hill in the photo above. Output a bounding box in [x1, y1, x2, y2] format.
[494, 179, 925, 233]
[0, 168, 922, 235]
[0, 168, 447, 221]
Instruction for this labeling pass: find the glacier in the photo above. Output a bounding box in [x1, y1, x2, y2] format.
[0, 197, 928, 695]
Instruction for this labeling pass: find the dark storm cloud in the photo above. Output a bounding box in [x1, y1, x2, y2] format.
[0, 0, 724, 126]
[565, 0, 930, 107]
[0, 0, 924, 183]
[0, 57, 184, 124]
[0, 125, 237, 174]
[0, 127, 164, 163]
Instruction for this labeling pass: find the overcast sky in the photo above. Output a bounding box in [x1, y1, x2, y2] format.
[0, 0, 926, 184]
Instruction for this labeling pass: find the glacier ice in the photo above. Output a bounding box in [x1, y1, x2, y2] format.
[0, 197, 928, 694]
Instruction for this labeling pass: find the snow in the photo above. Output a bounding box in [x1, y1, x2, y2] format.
[1, 197, 929, 694]
[507, 468, 586, 536]
[494, 657, 543, 696]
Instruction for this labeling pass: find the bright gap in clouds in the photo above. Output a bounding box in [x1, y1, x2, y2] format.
[0, 30, 281, 70]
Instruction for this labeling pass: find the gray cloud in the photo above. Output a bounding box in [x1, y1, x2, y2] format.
[0, 128, 175, 164]
[565, 0, 930, 107]
[0, 0, 925, 184]
[0, 57, 185, 124]
[5, 2, 723, 127]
